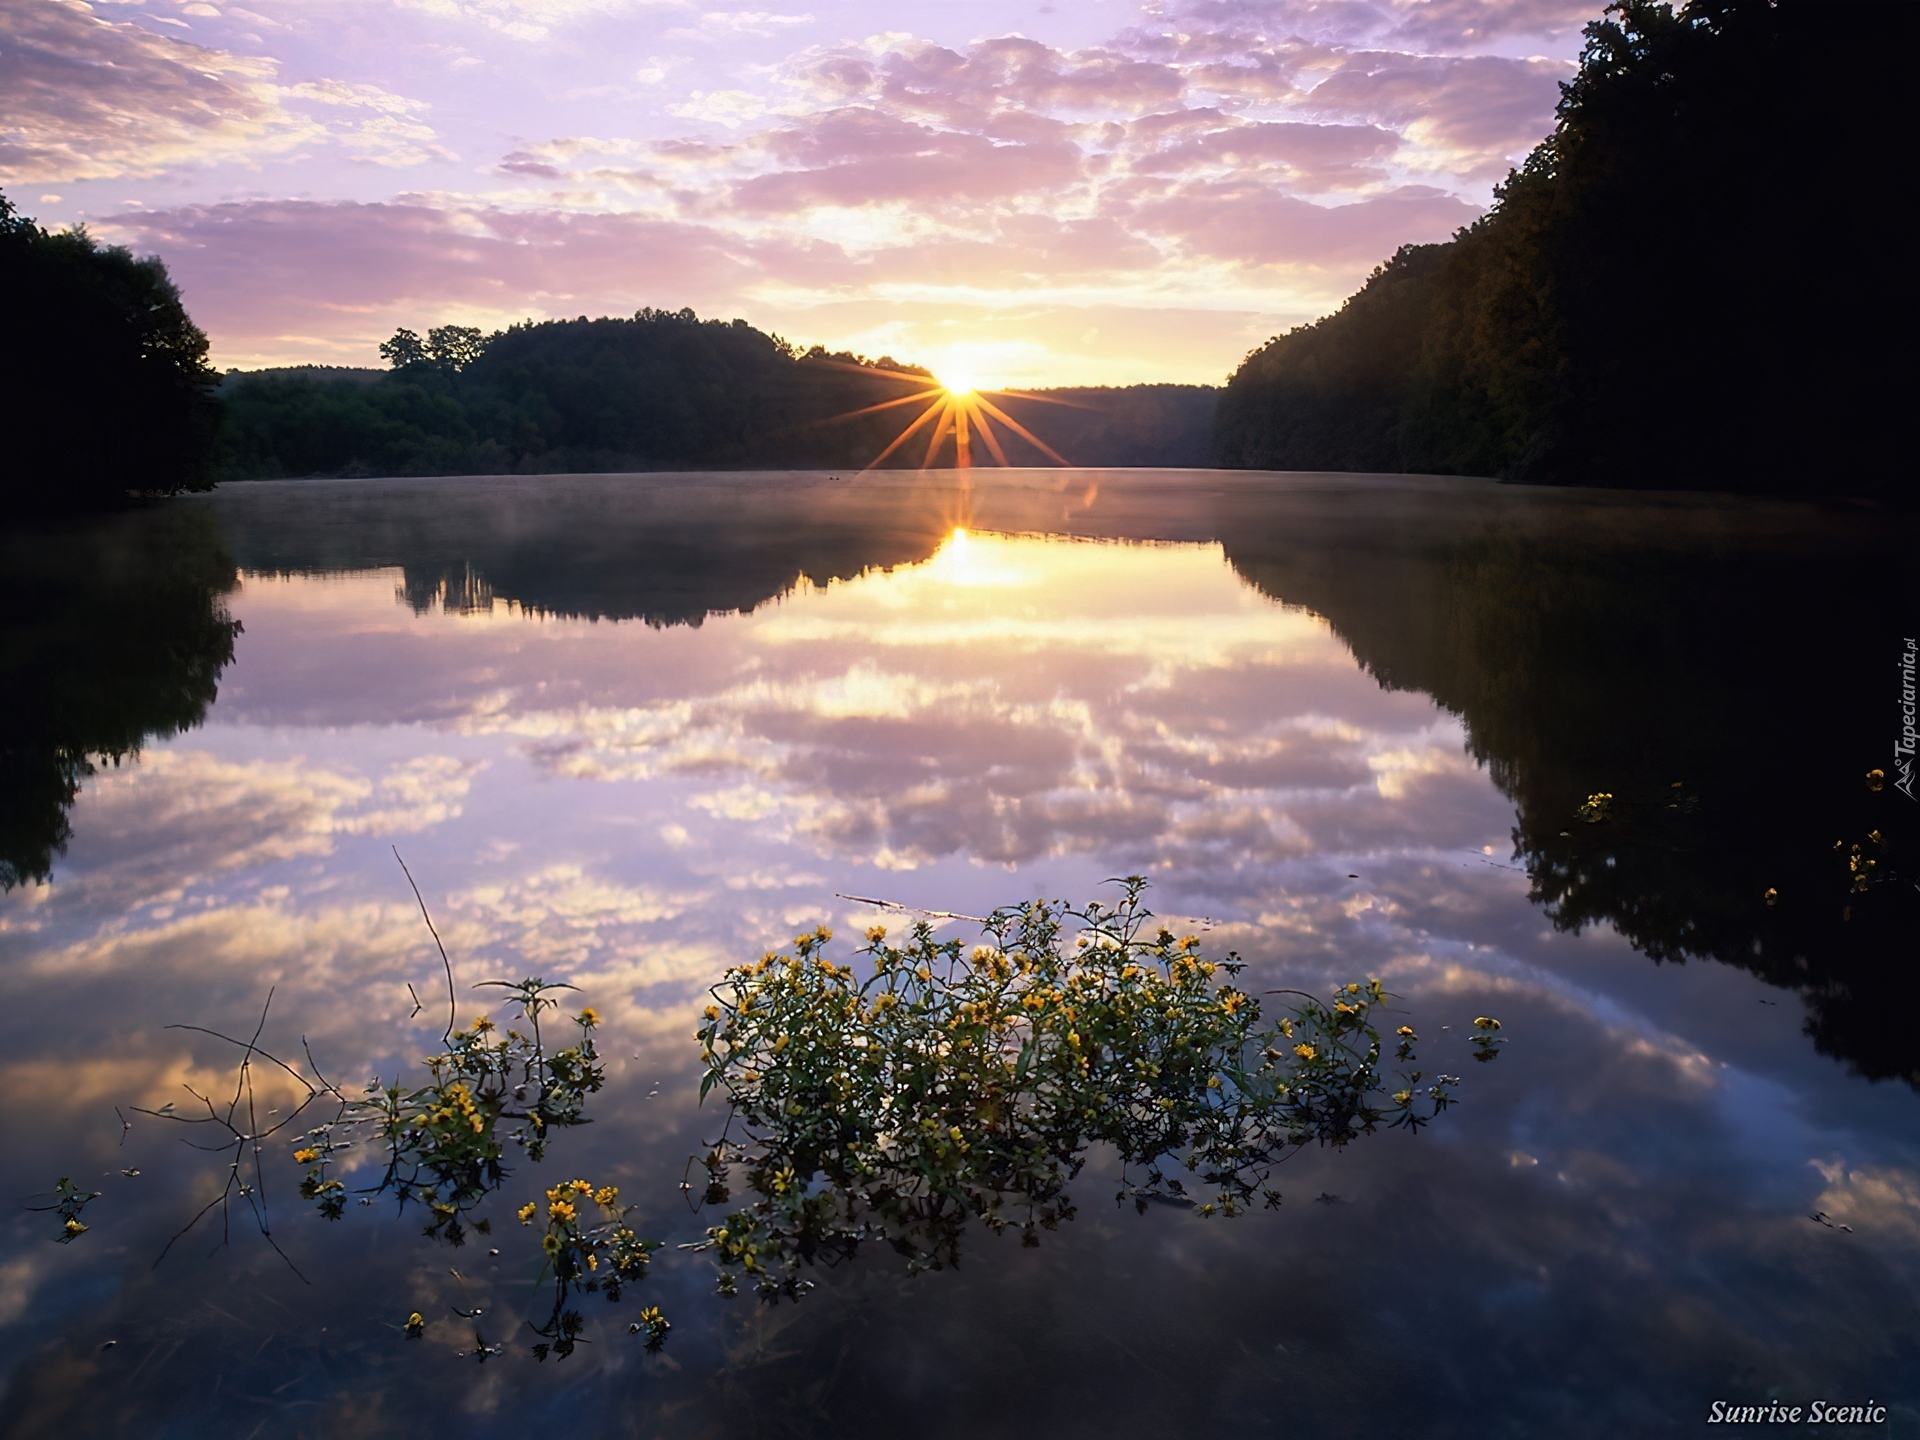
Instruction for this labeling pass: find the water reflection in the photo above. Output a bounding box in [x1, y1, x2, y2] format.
[1, 473, 1915, 1437]
[0, 507, 239, 888]
[1214, 486, 1918, 1084]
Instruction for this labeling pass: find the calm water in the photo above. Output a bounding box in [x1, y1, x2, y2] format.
[2, 472, 1915, 1438]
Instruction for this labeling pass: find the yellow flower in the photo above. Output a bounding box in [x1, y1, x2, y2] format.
[571, 1178, 594, 1194]
[471, 1015, 495, 1032]
[542, 1233, 561, 1255]
[1294, 1043, 1317, 1060]
[595, 1186, 619, 1208]
[866, 924, 888, 943]
[1396, 1026, 1416, 1038]
[1393, 1090, 1413, 1105]
[293, 1148, 320, 1165]
[549, 1200, 577, 1224]
[703, 1004, 720, 1021]
[1472, 1017, 1501, 1031]
[579, 1007, 599, 1026]
[517, 1202, 537, 1225]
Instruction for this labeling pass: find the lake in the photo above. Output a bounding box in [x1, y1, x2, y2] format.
[2, 471, 1915, 1437]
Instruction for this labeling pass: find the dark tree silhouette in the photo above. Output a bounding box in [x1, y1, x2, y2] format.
[1, 191, 222, 512]
[1215, 0, 1910, 500]
[219, 310, 1218, 479]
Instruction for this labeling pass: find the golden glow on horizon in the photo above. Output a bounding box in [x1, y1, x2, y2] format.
[926, 525, 1044, 589]
[822, 366, 1080, 473]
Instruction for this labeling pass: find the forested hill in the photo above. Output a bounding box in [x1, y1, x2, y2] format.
[218, 312, 1216, 478]
[1213, 0, 1908, 500]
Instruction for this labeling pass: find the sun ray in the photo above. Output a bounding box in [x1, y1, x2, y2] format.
[861, 394, 950, 472]
[920, 399, 958, 469]
[970, 402, 1010, 466]
[972, 394, 1071, 466]
[814, 389, 945, 426]
[985, 388, 1099, 411]
[821, 367, 1076, 471]
[802, 357, 943, 387]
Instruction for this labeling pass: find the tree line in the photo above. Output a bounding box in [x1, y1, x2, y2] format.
[218, 320, 1217, 479]
[1212, 0, 1908, 499]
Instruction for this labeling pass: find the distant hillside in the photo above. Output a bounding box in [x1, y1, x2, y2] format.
[218, 312, 1216, 478]
[1213, 0, 1907, 499]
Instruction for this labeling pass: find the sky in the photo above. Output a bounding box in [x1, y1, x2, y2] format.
[2, 0, 1598, 383]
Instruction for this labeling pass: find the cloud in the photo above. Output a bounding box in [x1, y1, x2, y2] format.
[51, 0, 1582, 374]
[1300, 51, 1569, 177]
[98, 198, 797, 356]
[0, 0, 444, 182]
[729, 108, 1084, 213]
[0, 0, 304, 182]
[1125, 181, 1476, 267]
[1127, 117, 1402, 189]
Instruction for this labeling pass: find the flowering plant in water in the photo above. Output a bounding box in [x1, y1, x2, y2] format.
[692, 877, 1494, 1301]
[515, 1178, 668, 1360]
[295, 979, 603, 1245]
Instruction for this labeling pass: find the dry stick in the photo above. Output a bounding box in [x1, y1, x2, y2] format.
[834, 892, 990, 925]
[395, 848, 457, 1041]
[143, 991, 316, 1281]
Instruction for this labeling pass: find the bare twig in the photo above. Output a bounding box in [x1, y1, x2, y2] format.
[394, 848, 457, 1042]
[834, 893, 989, 924]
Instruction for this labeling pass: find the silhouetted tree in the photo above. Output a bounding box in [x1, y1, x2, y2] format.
[1215, 0, 1909, 500]
[1, 190, 222, 512]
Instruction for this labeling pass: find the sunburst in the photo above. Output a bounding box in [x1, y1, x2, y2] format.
[813, 361, 1082, 471]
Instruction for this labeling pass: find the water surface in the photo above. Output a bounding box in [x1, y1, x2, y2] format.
[2, 472, 1914, 1438]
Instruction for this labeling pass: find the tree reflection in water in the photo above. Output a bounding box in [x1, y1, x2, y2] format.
[1219, 486, 1918, 1086]
[0, 506, 240, 888]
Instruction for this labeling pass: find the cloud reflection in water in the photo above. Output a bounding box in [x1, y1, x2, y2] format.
[0, 478, 1914, 1436]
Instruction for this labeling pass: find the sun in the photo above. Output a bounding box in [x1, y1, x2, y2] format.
[810, 363, 1086, 472]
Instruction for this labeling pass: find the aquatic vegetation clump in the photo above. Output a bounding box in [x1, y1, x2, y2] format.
[296, 980, 604, 1245]
[693, 878, 1486, 1300]
[30, 1177, 101, 1242]
[516, 1178, 666, 1360]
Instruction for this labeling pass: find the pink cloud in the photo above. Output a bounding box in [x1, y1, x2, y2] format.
[1125, 181, 1476, 267]
[0, 0, 299, 182]
[101, 199, 804, 348]
[1129, 119, 1401, 189]
[731, 108, 1084, 213]
[1303, 52, 1567, 171]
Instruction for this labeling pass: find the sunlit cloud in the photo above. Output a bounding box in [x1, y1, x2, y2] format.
[29, 0, 1591, 375]
[0, 0, 446, 182]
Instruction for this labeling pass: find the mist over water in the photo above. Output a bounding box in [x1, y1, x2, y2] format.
[2, 472, 1914, 1437]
